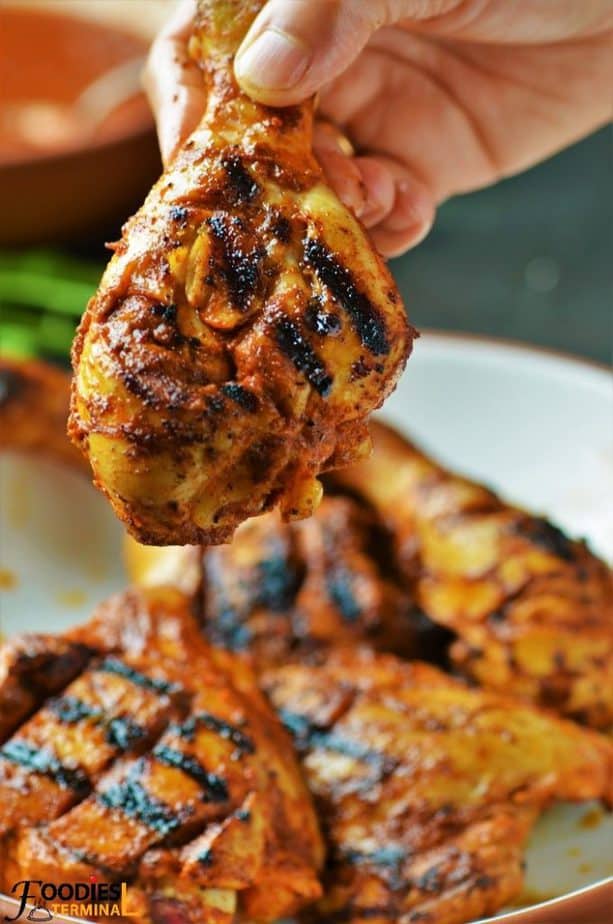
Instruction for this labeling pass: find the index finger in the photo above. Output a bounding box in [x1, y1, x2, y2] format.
[142, 0, 205, 165]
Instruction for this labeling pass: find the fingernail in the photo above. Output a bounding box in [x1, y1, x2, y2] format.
[235, 28, 311, 92]
[386, 180, 434, 232]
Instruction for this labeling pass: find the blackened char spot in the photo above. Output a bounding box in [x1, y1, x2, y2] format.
[277, 708, 314, 745]
[222, 153, 259, 203]
[106, 716, 146, 750]
[169, 206, 189, 226]
[271, 214, 291, 242]
[342, 844, 407, 890]
[98, 763, 180, 836]
[415, 865, 443, 893]
[274, 314, 333, 396]
[473, 874, 495, 890]
[152, 302, 178, 324]
[1, 739, 89, 796]
[304, 238, 389, 355]
[305, 299, 342, 336]
[208, 214, 263, 310]
[204, 557, 252, 652]
[326, 567, 362, 622]
[96, 657, 181, 696]
[0, 368, 23, 405]
[153, 745, 228, 801]
[221, 383, 259, 413]
[515, 517, 576, 561]
[256, 552, 301, 611]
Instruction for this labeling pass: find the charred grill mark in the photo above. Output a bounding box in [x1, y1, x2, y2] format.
[48, 695, 100, 724]
[98, 763, 180, 837]
[96, 657, 181, 696]
[48, 696, 147, 751]
[153, 745, 228, 801]
[256, 552, 301, 611]
[270, 213, 291, 242]
[343, 845, 407, 868]
[305, 299, 342, 336]
[515, 517, 576, 561]
[274, 314, 333, 396]
[304, 238, 390, 355]
[173, 713, 255, 756]
[1, 740, 89, 796]
[309, 729, 392, 769]
[207, 597, 252, 651]
[326, 567, 362, 622]
[106, 716, 146, 750]
[278, 708, 394, 775]
[208, 214, 264, 310]
[222, 153, 260, 204]
[221, 383, 259, 413]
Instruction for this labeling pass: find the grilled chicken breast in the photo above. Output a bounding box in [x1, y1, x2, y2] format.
[0, 588, 323, 923]
[0, 634, 90, 742]
[69, 0, 414, 547]
[264, 649, 613, 924]
[332, 421, 613, 730]
[0, 357, 84, 470]
[125, 496, 440, 671]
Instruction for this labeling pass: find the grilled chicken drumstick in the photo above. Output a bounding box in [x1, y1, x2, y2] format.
[69, 0, 414, 546]
[0, 588, 323, 924]
[332, 421, 613, 730]
[264, 649, 613, 924]
[125, 496, 442, 672]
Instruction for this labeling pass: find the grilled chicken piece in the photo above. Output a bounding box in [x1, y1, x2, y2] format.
[0, 588, 323, 923]
[332, 421, 613, 730]
[264, 649, 613, 924]
[69, 0, 414, 547]
[0, 357, 85, 470]
[0, 634, 90, 742]
[125, 496, 441, 672]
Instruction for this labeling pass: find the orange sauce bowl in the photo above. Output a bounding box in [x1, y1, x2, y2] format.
[0, 6, 162, 244]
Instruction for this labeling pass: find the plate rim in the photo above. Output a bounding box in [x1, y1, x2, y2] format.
[414, 327, 612, 377]
[0, 333, 610, 922]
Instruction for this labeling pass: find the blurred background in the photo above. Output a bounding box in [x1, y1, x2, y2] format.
[0, 0, 611, 366]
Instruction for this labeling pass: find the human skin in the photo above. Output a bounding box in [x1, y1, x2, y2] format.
[143, 0, 613, 256]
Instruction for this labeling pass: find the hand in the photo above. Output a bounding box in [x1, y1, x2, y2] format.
[144, 0, 613, 257]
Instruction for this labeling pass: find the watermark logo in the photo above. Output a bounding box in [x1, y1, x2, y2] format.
[4, 877, 139, 921]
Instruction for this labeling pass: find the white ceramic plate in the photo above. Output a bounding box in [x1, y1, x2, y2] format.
[0, 332, 611, 923]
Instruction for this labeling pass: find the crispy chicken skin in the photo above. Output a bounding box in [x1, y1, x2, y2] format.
[69, 0, 414, 547]
[264, 649, 613, 924]
[0, 588, 323, 923]
[0, 357, 85, 470]
[332, 421, 613, 730]
[125, 496, 435, 672]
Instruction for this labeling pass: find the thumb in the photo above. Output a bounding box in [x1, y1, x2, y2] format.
[234, 0, 392, 106]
